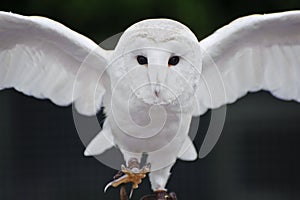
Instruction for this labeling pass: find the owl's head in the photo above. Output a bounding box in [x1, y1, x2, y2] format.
[109, 19, 202, 108]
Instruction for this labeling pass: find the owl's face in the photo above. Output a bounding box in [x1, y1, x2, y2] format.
[109, 19, 202, 107]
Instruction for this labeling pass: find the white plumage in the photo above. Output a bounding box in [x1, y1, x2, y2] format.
[0, 10, 300, 192]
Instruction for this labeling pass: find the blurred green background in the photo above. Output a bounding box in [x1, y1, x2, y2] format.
[1, 0, 300, 200]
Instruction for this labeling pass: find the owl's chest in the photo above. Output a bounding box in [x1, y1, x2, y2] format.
[107, 92, 191, 153]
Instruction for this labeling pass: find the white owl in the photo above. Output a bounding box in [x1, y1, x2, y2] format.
[0, 10, 300, 198]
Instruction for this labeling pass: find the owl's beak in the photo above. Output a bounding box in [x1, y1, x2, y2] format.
[147, 64, 168, 98]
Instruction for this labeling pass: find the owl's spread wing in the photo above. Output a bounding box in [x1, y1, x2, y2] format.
[194, 11, 300, 158]
[195, 11, 300, 116]
[0, 11, 109, 115]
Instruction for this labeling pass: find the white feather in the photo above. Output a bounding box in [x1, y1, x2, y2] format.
[0, 11, 108, 115]
[178, 137, 197, 161]
[195, 11, 300, 115]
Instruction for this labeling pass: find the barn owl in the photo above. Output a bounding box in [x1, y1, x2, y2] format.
[1, 10, 300, 198]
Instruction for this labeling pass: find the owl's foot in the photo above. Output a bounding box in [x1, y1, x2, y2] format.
[140, 190, 177, 200]
[104, 158, 151, 198]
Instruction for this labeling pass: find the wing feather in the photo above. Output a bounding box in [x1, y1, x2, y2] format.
[195, 11, 300, 115]
[0, 11, 109, 115]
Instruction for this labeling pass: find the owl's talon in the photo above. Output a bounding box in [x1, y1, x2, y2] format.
[104, 158, 151, 197]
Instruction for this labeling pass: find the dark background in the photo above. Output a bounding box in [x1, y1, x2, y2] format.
[1, 0, 300, 199]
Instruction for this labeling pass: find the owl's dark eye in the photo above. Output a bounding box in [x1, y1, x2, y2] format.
[137, 55, 148, 65]
[168, 56, 180, 66]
